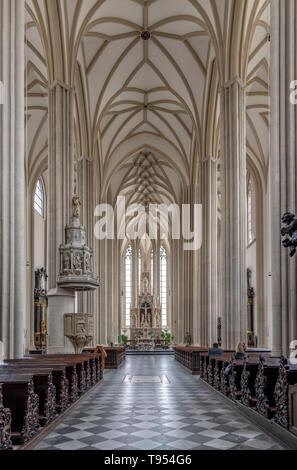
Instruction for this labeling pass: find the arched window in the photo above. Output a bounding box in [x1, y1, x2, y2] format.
[34, 178, 45, 217]
[150, 250, 154, 294]
[247, 175, 254, 244]
[160, 246, 167, 328]
[138, 249, 142, 292]
[125, 245, 132, 327]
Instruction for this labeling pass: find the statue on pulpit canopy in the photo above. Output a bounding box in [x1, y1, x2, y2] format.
[72, 195, 81, 219]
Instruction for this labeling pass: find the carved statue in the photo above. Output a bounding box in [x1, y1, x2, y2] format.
[72, 195, 82, 219]
[73, 253, 82, 270]
[85, 254, 90, 272]
[63, 254, 71, 271]
[281, 211, 297, 257]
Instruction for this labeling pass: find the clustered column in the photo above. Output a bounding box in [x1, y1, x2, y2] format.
[220, 77, 247, 350]
[270, 0, 297, 355]
[47, 81, 75, 352]
[200, 158, 218, 347]
[0, 0, 26, 359]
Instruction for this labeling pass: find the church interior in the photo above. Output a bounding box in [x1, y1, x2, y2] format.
[1, 0, 297, 453]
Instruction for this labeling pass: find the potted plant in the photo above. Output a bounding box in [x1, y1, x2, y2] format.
[161, 331, 174, 349]
[118, 334, 128, 347]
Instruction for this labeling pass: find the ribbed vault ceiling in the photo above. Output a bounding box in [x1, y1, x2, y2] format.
[24, 0, 270, 208]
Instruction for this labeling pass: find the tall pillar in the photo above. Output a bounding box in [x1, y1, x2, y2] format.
[220, 77, 247, 349]
[0, 0, 26, 359]
[47, 81, 75, 353]
[98, 238, 108, 345]
[200, 158, 218, 347]
[270, 0, 297, 355]
[77, 156, 94, 315]
[48, 81, 74, 289]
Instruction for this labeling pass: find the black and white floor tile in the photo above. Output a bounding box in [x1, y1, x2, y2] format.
[34, 356, 285, 451]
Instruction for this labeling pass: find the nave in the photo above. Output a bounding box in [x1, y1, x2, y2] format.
[33, 356, 284, 451]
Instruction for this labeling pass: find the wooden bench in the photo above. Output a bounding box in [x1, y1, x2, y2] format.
[83, 347, 124, 370]
[0, 366, 56, 424]
[274, 356, 297, 429]
[5, 360, 70, 411]
[0, 353, 103, 448]
[255, 355, 280, 419]
[174, 347, 209, 375]
[0, 384, 13, 450]
[0, 375, 40, 444]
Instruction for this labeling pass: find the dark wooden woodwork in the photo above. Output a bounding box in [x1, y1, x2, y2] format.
[103, 347, 126, 369]
[0, 376, 40, 444]
[0, 384, 13, 450]
[255, 356, 280, 418]
[0, 353, 103, 447]
[0, 367, 56, 424]
[289, 383, 297, 436]
[274, 356, 297, 429]
[174, 347, 208, 375]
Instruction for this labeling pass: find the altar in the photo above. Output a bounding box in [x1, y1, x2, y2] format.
[129, 271, 162, 347]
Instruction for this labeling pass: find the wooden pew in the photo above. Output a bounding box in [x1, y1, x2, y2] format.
[32, 355, 90, 394]
[0, 366, 56, 424]
[104, 347, 125, 369]
[84, 347, 124, 370]
[25, 353, 102, 394]
[44, 353, 103, 386]
[255, 355, 280, 419]
[0, 384, 13, 450]
[0, 375, 40, 444]
[5, 360, 70, 411]
[0, 353, 103, 448]
[240, 354, 262, 407]
[174, 347, 209, 375]
[274, 356, 297, 429]
[82, 348, 105, 378]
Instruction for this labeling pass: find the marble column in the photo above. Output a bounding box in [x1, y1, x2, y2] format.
[0, 0, 26, 359]
[47, 81, 75, 353]
[200, 158, 218, 347]
[270, 0, 297, 355]
[220, 77, 247, 349]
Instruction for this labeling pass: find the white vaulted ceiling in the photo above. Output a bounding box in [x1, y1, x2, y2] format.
[25, 0, 271, 206]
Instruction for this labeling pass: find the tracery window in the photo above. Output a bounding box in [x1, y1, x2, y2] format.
[247, 175, 254, 244]
[160, 246, 167, 328]
[125, 245, 132, 327]
[34, 178, 45, 217]
[150, 250, 154, 294]
[138, 249, 142, 292]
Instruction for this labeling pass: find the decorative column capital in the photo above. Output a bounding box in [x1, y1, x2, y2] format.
[49, 80, 75, 94]
[201, 156, 218, 164]
[219, 76, 245, 93]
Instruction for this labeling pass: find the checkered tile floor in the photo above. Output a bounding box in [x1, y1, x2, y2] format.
[34, 356, 284, 450]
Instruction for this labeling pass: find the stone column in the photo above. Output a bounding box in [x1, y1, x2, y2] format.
[98, 238, 108, 345]
[48, 81, 74, 289]
[47, 81, 75, 353]
[220, 77, 247, 349]
[77, 156, 94, 315]
[0, 0, 26, 359]
[200, 158, 218, 347]
[270, 0, 297, 355]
